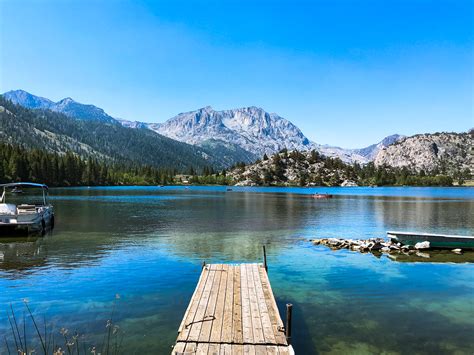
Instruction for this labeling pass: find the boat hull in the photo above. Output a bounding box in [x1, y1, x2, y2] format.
[387, 231, 474, 249]
[0, 208, 54, 237]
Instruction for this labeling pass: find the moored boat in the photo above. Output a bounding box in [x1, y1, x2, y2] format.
[0, 183, 54, 235]
[387, 231, 474, 249]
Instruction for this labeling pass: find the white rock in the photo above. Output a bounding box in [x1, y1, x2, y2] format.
[414, 241, 430, 250]
[340, 179, 358, 187]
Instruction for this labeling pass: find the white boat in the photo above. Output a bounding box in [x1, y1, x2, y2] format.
[0, 182, 54, 235]
[387, 231, 474, 249]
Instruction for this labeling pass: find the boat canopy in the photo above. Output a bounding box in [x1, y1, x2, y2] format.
[0, 182, 48, 190]
[1, 183, 49, 205]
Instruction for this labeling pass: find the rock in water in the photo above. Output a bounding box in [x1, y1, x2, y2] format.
[416, 251, 430, 258]
[414, 241, 430, 250]
[369, 241, 383, 251]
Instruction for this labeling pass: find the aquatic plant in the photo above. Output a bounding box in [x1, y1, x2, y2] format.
[4, 296, 123, 355]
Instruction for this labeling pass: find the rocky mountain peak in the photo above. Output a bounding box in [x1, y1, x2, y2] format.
[3, 89, 54, 109]
[374, 132, 473, 174]
[2, 90, 115, 123]
[57, 97, 75, 104]
[152, 106, 314, 158]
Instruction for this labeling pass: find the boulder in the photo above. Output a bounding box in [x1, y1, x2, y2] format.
[340, 180, 358, 187]
[369, 242, 383, 251]
[415, 241, 430, 250]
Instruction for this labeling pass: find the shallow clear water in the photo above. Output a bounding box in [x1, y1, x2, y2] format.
[1, 186, 473, 354]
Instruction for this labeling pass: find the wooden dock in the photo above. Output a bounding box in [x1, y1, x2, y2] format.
[172, 263, 294, 354]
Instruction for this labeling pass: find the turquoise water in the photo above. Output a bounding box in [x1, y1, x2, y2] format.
[1, 186, 473, 354]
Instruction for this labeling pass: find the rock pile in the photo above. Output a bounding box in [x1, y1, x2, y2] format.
[310, 237, 434, 255]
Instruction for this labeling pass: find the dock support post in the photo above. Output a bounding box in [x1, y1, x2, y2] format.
[263, 245, 268, 272]
[202, 261, 206, 269]
[286, 303, 293, 345]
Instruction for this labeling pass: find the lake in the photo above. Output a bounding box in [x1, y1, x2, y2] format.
[1, 186, 473, 354]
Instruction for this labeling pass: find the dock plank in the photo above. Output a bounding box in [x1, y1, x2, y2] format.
[258, 266, 287, 345]
[243, 344, 256, 355]
[210, 264, 228, 343]
[221, 264, 234, 343]
[184, 342, 197, 353]
[252, 265, 277, 344]
[195, 343, 209, 354]
[232, 265, 243, 344]
[198, 264, 223, 342]
[172, 263, 291, 355]
[208, 343, 220, 355]
[241, 262, 254, 343]
[186, 265, 217, 342]
[247, 264, 265, 344]
[177, 265, 210, 334]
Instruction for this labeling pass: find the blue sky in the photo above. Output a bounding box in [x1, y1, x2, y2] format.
[1, 0, 472, 147]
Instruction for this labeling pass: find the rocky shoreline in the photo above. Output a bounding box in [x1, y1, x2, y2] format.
[310, 237, 464, 257]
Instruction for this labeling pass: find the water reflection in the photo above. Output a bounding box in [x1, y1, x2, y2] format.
[0, 236, 47, 273]
[0, 187, 473, 354]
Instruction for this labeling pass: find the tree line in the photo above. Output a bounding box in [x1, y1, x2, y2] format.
[231, 149, 466, 187]
[0, 143, 177, 186]
[0, 143, 469, 187]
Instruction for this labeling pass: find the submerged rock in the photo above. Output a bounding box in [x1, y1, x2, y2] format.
[416, 251, 430, 258]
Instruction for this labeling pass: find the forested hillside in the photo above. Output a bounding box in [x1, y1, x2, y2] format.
[229, 149, 463, 187]
[0, 143, 175, 186]
[0, 96, 221, 172]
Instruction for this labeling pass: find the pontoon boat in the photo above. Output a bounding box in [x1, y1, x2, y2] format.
[0, 183, 54, 235]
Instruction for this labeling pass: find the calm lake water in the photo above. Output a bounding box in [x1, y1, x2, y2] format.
[1, 186, 473, 354]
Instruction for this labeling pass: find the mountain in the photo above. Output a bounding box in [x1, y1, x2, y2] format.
[121, 107, 404, 164]
[4, 91, 281, 165]
[229, 146, 457, 187]
[313, 144, 368, 164]
[146, 106, 314, 161]
[3, 90, 116, 123]
[2, 90, 421, 168]
[0, 96, 223, 171]
[354, 134, 405, 160]
[309, 134, 404, 164]
[374, 132, 473, 174]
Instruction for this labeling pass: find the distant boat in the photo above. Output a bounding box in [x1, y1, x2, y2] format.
[387, 231, 474, 249]
[11, 187, 23, 194]
[312, 193, 333, 199]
